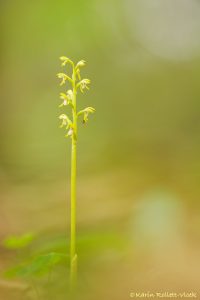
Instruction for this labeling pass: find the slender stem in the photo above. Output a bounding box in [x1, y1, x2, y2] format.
[70, 66, 78, 290]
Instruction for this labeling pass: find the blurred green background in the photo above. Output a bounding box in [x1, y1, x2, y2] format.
[0, 0, 200, 299]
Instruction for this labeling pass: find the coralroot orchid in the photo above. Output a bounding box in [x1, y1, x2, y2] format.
[57, 56, 95, 289]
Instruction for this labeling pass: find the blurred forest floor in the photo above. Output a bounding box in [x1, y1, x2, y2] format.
[0, 168, 200, 299]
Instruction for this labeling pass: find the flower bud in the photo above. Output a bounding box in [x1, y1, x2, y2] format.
[59, 56, 73, 66]
[76, 60, 86, 68]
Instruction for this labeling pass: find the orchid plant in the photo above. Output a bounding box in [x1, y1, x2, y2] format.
[57, 56, 95, 289]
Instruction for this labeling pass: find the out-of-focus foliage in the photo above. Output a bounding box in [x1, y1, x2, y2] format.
[5, 252, 67, 279]
[3, 233, 35, 250]
[0, 0, 200, 299]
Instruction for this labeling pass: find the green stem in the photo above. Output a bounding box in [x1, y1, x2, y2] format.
[70, 66, 77, 290]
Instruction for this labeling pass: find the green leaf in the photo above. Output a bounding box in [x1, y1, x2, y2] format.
[5, 252, 67, 279]
[3, 233, 35, 250]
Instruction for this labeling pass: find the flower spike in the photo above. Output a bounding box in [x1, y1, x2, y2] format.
[57, 57, 95, 138]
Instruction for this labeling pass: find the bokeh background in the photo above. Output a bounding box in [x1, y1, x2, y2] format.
[0, 0, 200, 299]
